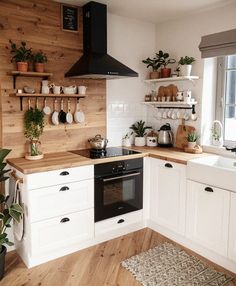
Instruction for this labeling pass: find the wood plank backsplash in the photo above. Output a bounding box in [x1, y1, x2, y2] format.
[0, 0, 106, 158]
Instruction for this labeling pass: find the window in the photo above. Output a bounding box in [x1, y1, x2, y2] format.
[216, 55, 236, 145]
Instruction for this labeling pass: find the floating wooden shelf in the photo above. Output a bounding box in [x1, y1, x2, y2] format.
[144, 76, 199, 84]
[142, 101, 198, 109]
[7, 71, 53, 77]
[10, 93, 86, 111]
[7, 70, 53, 89]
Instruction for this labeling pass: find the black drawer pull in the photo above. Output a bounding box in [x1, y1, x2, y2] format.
[165, 163, 173, 168]
[59, 186, 69, 192]
[60, 217, 70, 223]
[60, 171, 69, 176]
[205, 187, 214, 192]
[117, 219, 125, 224]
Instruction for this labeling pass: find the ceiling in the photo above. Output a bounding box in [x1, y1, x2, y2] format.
[56, 0, 234, 24]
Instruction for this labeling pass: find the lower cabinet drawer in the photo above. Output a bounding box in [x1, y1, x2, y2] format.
[95, 210, 143, 236]
[28, 179, 94, 222]
[30, 209, 94, 255]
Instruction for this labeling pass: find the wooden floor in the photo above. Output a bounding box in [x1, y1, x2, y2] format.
[2, 228, 236, 286]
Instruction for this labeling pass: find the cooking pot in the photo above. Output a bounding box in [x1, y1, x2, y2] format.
[88, 134, 108, 150]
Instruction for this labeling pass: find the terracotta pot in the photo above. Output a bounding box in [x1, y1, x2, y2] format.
[149, 71, 160, 79]
[17, 62, 28, 72]
[0, 245, 6, 280]
[161, 68, 171, 78]
[34, 63, 45, 73]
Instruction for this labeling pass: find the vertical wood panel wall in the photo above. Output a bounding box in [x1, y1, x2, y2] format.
[0, 0, 106, 158]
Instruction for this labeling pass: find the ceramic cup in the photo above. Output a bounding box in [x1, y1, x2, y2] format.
[53, 86, 61, 95]
[78, 86, 87, 95]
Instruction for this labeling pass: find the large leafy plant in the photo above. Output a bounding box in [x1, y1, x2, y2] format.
[155, 50, 176, 68]
[142, 56, 162, 71]
[130, 120, 151, 137]
[0, 149, 23, 252]
[178, 56, 195, 65]
[24, 108, 44, 141]
[9, 40, 32, 63]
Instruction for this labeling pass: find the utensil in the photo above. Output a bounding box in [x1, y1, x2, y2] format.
[157, 123, 174, 147]
[66, 99, 73, 124]
[59, 99, 67, 123]
[88, 134, 108, 150]
[74, 99, 85, 123]
[191, 105, 198, 121]
[43, 98, 51, 115]
[51, 99, 59, 125]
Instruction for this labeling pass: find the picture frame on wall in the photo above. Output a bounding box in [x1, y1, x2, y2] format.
[61, 4, 79, 33]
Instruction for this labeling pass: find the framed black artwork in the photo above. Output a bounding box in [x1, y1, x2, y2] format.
[61, 4, 79, 33]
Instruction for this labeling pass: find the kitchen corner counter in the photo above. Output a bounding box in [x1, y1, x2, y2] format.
[7, 147, 211, 174]
[129, 146, 211, 165]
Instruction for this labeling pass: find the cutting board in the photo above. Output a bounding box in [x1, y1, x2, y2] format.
[176, 123, 196, 149]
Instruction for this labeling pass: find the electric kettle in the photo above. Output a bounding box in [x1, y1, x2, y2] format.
[158, 123, 174, 147]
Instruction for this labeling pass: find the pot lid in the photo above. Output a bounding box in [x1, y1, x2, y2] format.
[160, 123, 171, 131]
[89, 134, 105, 142]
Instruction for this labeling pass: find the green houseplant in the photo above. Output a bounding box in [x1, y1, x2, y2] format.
[130, 120, 151, 146]
[142, 56, 162, 79]
[187, 132, 199, 149]
[178, 56, 196, 76]
[155, 50, 176, 78]
[9, 40, 32, 72]
[32, 51, 48, 73]
[24, 107, 45, 160]
[0, 149, 24, 280]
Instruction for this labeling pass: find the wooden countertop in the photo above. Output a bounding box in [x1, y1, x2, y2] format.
[7, 147, 211, 175]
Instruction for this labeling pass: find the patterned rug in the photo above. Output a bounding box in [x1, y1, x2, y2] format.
[121, 242, 233, 286]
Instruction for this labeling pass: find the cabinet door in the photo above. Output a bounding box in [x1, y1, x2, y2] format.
[229, 192, 236, 262]
[186, 181, 230, 256]
[150, 158, 186, 234]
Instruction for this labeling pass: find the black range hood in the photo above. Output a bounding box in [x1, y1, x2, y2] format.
[65, 1, 138, 79]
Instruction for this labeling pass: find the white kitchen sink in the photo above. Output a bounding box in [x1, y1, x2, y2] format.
[187, 155, 236, 192]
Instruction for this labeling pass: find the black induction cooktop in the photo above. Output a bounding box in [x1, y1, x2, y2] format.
[70, 147, 141, 159]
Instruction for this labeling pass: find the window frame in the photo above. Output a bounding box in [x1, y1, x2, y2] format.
[216, 56, 236, 147]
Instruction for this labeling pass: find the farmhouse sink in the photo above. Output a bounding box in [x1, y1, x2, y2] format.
[187, 155, 236, 192]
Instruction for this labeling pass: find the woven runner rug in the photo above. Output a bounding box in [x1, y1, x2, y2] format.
[121, 242, 233, 286]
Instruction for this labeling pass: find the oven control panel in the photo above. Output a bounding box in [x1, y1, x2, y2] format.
[112, 162, 126, 173]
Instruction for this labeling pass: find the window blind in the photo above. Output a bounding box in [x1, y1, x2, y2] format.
[199, 29, 236, 58]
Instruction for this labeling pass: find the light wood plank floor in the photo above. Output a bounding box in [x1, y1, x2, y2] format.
[2, 228, 236, 286]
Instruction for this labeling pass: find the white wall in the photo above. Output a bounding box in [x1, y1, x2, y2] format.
[107, 13, 156, 146]
[147, 1, 236, 142]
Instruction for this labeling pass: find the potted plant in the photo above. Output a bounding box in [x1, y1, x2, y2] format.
[178, 56, 196, 76]
[142, 56, 162, 79]
[0, 149, 24, 280]
[187, 132, 199, 149]
[9, 40, 32, 72]
[32, 51, 48, 73]
[24, 107, 45, 160]
[122, 133, 133, 147]
[156, 50, 176, 78]
[130, 120, 151, 146]
[211, 121, 223, 147]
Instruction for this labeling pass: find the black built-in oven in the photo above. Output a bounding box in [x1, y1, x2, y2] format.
[94, 158, 143, 222]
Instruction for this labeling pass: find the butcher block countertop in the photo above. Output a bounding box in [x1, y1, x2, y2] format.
[7, 147, 211, 174]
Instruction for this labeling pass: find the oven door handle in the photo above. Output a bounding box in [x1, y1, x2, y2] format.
[103, 172, 141, 182]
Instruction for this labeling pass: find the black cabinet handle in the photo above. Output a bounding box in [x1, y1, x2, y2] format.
[59, 186, 69, 192]
[205, 187, 214, 192]
[60, 171, 69, 176]
[165, 163, 173, 168]
[117, 219, 125, 224]
[60, 217, 70, 223]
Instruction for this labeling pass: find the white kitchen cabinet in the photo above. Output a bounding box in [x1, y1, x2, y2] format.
[186, 180, 230, 257]
[228, 192, 236, 262]
[150, 158, 186, 235]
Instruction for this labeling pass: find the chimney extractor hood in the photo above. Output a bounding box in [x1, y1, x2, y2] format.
[65, 1, 138, 79]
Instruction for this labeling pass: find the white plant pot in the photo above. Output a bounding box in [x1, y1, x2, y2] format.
[134, 137, 146, 147]
[146, 136, 157, 147]
[180, 65, 192, 76]
[188, 142, 196, 149]
[212, 137, 223, 147]
[122, 138, 131, 147]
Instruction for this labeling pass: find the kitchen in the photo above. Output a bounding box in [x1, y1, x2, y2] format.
[0, 0, 236, 285]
